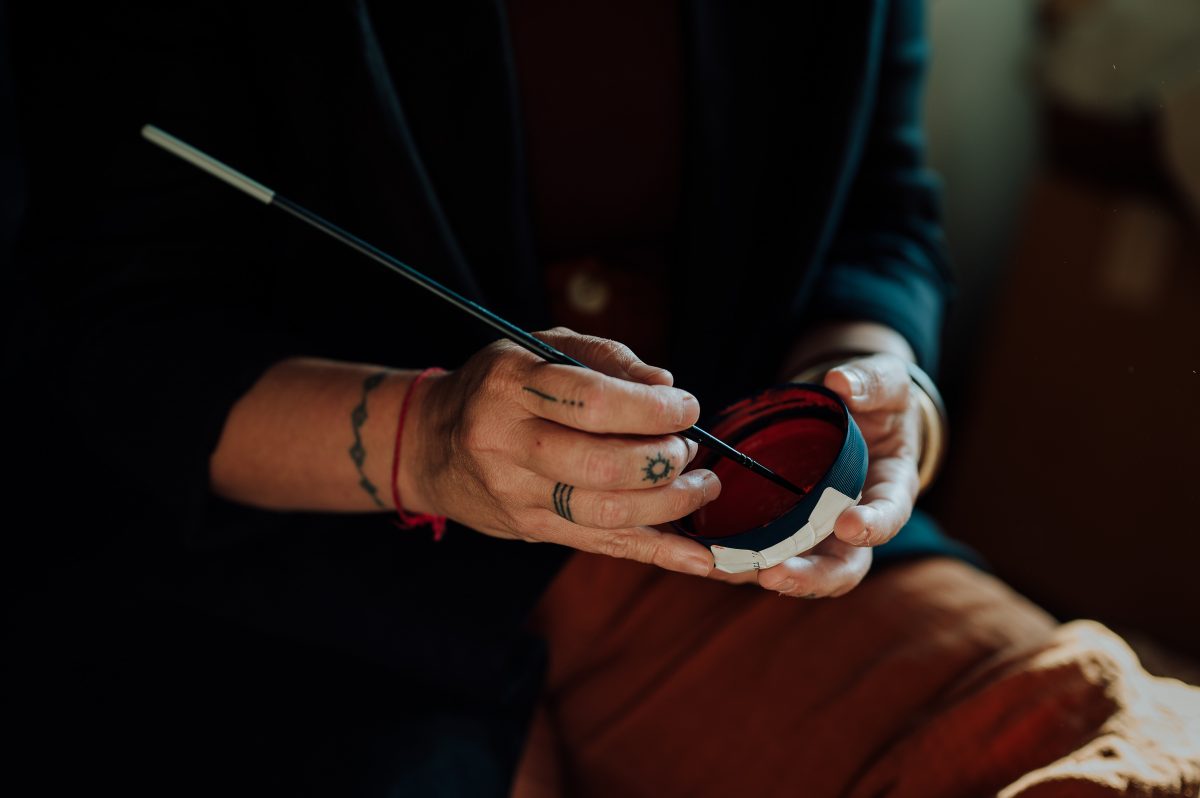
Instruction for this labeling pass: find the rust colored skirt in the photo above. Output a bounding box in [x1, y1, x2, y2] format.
[512, 555, 1200, 797]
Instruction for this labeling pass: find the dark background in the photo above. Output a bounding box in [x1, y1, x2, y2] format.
[1, 0, 1197, 664]
[921, 0, 1200, 665]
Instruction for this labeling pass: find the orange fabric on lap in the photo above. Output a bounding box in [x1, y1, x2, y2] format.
[512, 555, 1200, 797]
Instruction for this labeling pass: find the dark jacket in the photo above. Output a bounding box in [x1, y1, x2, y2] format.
[5, 1, 949, 794]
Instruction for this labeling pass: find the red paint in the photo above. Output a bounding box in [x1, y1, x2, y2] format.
[684, 387, 846, 539]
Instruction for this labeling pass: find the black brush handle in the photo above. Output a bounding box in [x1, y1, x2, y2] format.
[273, 196, 804, 495]
[141, 125, 807, 497]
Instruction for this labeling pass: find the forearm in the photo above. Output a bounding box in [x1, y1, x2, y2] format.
[779, 321, 916, 381]
[210, 357, 428, 513]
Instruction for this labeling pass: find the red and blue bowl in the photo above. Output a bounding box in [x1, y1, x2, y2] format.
[673, 383, 868, 573]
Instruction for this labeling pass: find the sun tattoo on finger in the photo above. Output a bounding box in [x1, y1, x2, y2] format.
[642, 453, 673, 484]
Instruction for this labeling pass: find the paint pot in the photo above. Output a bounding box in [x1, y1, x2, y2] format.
[673, 383, 868, 574]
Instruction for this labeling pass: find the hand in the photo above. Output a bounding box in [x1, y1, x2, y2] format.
[399, 327, 720, 576]
[713, 353, 921, 597]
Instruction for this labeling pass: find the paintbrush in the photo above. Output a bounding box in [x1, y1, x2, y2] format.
[140, 124, 807, 497]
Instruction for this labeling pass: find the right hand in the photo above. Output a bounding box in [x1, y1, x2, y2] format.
[398, 328, 720, 576]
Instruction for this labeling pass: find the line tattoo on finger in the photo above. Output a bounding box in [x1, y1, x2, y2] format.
[523, 386, 582, 407]
[349, 371, 389, 508]
[642, 452, 674, 484]
[552, 482, 576, 522]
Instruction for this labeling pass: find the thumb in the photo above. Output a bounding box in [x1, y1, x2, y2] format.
[824, 354, 910, 412]
[533, 327, 674, 386]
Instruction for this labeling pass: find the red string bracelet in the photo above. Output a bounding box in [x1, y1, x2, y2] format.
[390, 367, 448, 541]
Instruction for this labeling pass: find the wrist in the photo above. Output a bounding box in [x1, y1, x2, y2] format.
[394, 369, 450, 517]
[780, 321, 916, 381]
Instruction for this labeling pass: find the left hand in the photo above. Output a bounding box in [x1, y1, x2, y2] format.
[711, 353, 921, 598]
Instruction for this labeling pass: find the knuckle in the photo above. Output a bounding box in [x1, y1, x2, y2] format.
[652, 389, 673, 425]
[597, 532, 633, 561]
[484, 338, 523, 369]
[480, 338, 513, 360]
[569, 333, 606, 363]
[576, 384, 608, 427]
[596, 494, 632, 529]
[647, 542, 679, 571]
[860, 365, 883, 398]
[532, 326, 575, 349]
[602, 339, 636, 366]
[512, 509, 549, 540]
[478, 356, 515, 396]
[581, 334, 615, 358]
[583, 446, 623, 487]
[674, 482, 703, 516]
[643, 388, 674, 430]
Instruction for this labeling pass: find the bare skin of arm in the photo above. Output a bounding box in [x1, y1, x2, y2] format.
[210, 358, 416, 513]
[210, 322, 927, 594]
[209, 328, 719, 576]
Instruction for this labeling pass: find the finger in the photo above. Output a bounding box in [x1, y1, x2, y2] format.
[705, 567, 760, 586]
[517, 362, 699, 434]
[533, 327, 674, 386]
[833, 456, 917, 547]
[518, 418, 693, 490]
[755, 537, 873, 598]
[531, 512, 714, 577]
[538, 470, 720, 529]
[824, 354, 910, 414]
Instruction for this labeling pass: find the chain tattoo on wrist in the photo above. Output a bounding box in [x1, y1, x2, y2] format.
[642, 452, 674, 484]
[523, 386, 583, 407]
[552, 482, 576, 522]
[349, 371, 389, 508]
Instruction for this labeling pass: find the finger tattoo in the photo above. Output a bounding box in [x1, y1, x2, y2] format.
[523, 386, 582, 407]
[552, 482, 576, 522]
[641, 452, 674, 484]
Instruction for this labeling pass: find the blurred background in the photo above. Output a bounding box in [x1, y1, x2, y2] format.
[921, 0, 1200, 665]
[0, 1, 1196, 660]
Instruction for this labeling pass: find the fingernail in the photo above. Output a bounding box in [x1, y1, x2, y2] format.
[842, 369, 865, 398]
[852, 528, 871, 546]
[675, 392, 698, 426]
[776, 580, 797, 594]
[691, 470, 718, 503]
